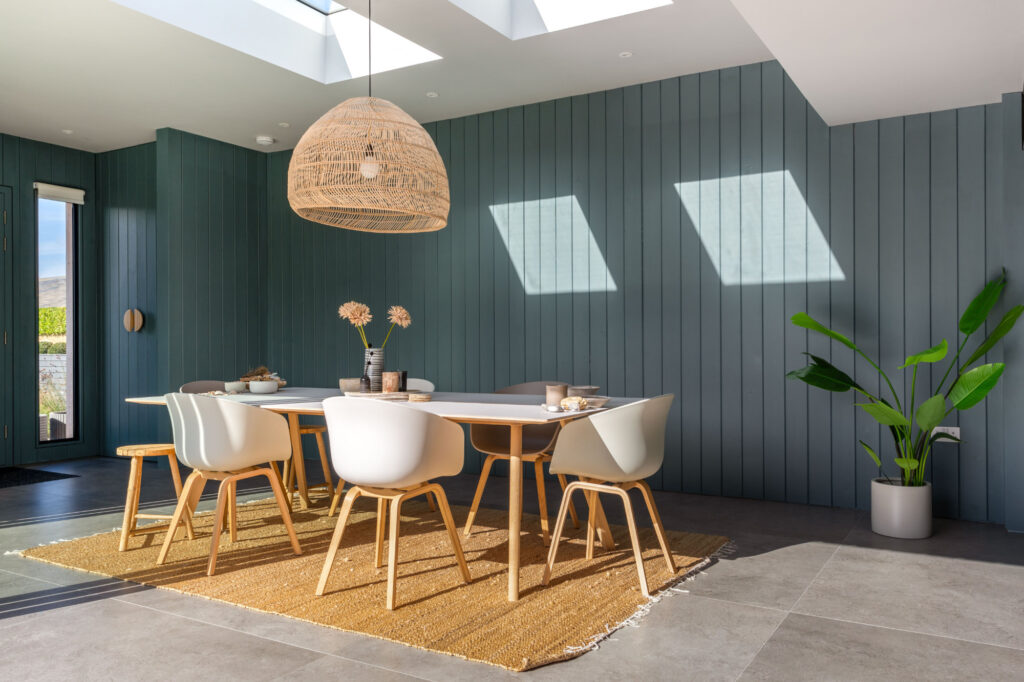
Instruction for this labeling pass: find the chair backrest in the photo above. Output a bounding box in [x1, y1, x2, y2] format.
[179, 380, 226, 394]
[407, 377, 435, 392]
[496, 381, 565, 395]
[165, 393, 290, 471]
[322, 397, 464, 488]
[550, 395, 674, 483]
[470, 381, 567, 453]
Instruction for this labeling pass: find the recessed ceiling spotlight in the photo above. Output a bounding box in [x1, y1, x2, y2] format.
[61, 129, 74, 135]
[619, 51, 633, 59]
[425, 91, 439, 98]
[255, 135, 276, 146]
[278, 122, 290, 128]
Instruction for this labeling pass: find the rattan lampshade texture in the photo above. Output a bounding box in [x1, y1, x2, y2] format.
[287, 97, 450, 233]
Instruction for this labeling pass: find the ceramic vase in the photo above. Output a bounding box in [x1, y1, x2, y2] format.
[364, 347, 384, 392]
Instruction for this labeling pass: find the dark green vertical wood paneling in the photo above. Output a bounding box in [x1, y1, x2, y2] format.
[784, 74, 809, 504]
[829, 124, 856, 509]
[0, 134, 98, 463]
[679, 74, 702, 494]
[659, 77, 682, 492]
[853, 120, 879, 510]
[930, 110, 959, 517]
[984, 103, 1005, 525]
[761, 62, 786, 501]
[956, 106, 988, 521]
[739, 64, 764, 499]
[719, 67, 742, 497]
[250, 64, 1013, 525]
[698, 71, 722, 495]
[806, 102, 832, 505]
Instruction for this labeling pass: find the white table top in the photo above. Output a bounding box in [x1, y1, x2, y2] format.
[126, 388, 636, 424]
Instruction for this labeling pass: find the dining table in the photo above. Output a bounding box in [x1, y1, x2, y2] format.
[126, 387, 634, 601]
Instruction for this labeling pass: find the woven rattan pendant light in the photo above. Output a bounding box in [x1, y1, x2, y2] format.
[288, 1, 449, 233]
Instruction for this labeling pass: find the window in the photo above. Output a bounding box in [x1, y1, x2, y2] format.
[35, 184, 80, 443]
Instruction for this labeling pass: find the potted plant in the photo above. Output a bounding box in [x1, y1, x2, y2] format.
[787, 270, 1022, 538]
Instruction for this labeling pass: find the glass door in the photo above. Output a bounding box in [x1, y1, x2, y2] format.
[0, 186, 10, 465]
[36, 195, 77, 443]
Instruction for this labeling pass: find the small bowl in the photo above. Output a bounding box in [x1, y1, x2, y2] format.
[248, 380, 279, 394]
[339, 378, 362, 393]
[224, 381, 248, 393]
[568, 385, 600, 397]
[585, 396, 610, 408]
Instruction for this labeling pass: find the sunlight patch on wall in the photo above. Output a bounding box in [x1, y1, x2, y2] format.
[675, 170, 844, 285]
[490, 195, 617, 295]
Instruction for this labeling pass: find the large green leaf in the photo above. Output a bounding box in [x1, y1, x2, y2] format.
[856, 402, 910, 427]
[894, 457, 920, 471]
[787, 354, 858, 392]
[790, 313, 856, 351]
[915, 394, 947, 433]
[859, 440, 882, 468]
[959, 270, 1006, 335]
[951, 363, 1004, 410]
[962, 305, 1024, 368]
[900, 340, 948, 368]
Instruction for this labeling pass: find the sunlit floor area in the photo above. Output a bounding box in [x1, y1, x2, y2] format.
[1, 457, 1022, 681]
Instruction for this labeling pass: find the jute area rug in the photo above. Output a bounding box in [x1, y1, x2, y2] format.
[22, 495, 727, 671]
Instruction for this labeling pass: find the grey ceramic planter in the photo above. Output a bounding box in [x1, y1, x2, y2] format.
[870, 479, 932, 539]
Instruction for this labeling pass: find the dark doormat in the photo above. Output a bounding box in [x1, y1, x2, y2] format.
[0, 467, 78, 488]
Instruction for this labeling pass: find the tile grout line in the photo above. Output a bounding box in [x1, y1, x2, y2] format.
[0, 564, 432, 680]
[732, 542, 843, 681]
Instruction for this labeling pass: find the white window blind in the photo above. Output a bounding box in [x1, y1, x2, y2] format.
[33, 182, 85, 205]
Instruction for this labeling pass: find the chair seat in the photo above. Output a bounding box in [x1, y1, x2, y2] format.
[116, 444, 175, 458]
[298, 424, 326, 435]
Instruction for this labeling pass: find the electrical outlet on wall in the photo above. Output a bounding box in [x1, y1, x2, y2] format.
[933, 425, 961, 441]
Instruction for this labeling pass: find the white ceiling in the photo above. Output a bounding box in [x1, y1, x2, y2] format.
[2, 1, 1021, 154]
[0, 0, 770, 153]
[729, 0, 1024, 126]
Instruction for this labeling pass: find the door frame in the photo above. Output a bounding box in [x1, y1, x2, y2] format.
[0, 186, 11, 466]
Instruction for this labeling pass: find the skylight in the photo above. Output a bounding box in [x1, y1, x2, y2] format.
[448, 0, 672, 40]
[294, 0, 345, 15]
[113, 0, 440, 84]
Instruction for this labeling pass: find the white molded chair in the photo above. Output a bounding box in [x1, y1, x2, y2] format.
[158, 393, 302, 575]
[406, 377, 435, 392]
[179, 380, 226, 393]
[317, 397, 471, 609]
[542, 395, 676, 597]
[463, 381, 579, 544]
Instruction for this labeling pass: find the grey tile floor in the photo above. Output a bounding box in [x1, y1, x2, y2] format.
[1, 456, 1022, 681]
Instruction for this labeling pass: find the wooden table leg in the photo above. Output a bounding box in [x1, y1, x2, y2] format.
[507, 424, 523, 602]
[593, 495, 616, 550]
[287, 413, 311, 510]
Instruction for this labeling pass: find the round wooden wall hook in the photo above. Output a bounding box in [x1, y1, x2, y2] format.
[123, 308, 144, 332]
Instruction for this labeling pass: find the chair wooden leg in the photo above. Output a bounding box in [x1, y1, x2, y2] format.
[585, 491, 597, 560]
[614, 488, 650, 598]
[157, 471, 203, 565]
[315, 487, 361, 596]
[167, 455, 195, 541]
[542, 483, 581, 586]
[535, 458, 550, 545]
[315, 431, 334, 496]
[265, 467, 302, 556]
[632, 480, 675, 573]
[386, 495, 404, 610]
[328, 484, 344, 517]
[206, 480, 232, 576]
[374, 498, 388, 568]
[557, 474, 580, 529]
[226, 481, 238, 543]
[426, 492, 437, 511]
[463, 454, 496, 537]
[431, 485, 471, 584]
[119, 457, 143, 551]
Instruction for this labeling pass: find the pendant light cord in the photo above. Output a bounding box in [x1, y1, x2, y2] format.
[367, 0, 372, 98]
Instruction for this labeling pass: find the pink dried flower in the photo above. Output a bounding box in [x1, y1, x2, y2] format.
[387, 305, 412, 328]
